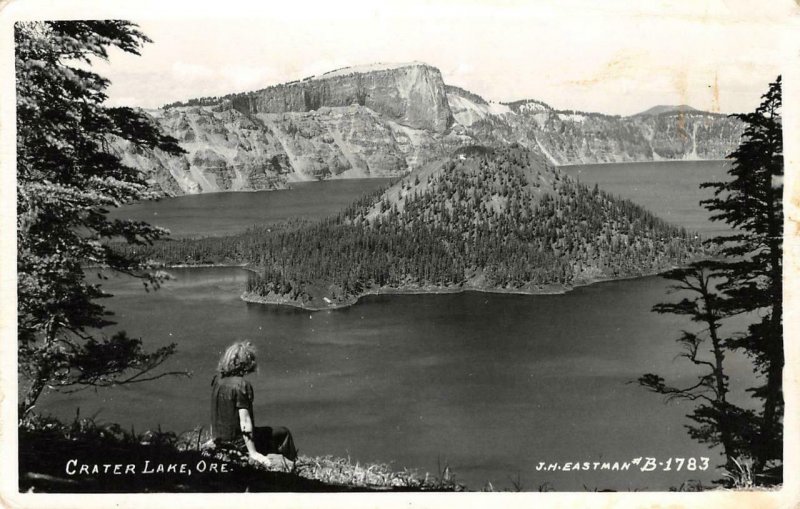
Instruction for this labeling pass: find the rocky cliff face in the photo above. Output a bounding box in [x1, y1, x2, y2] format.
[118, 63, 743, 195]
[452, 94, 743, 164]
[229, 62, 452, 133]
[114, 101, 460, 195]
[112, 106, 294, 194]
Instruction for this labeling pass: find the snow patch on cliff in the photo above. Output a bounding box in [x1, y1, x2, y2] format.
[448, 94, 491, 126]
[487, 102, 511, 115]
[447, 91, 513, 126]
[557, 112, 587, 123]
[515, 101, 550, 114]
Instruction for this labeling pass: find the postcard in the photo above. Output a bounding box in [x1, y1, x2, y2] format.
[1, 1, 798, 507]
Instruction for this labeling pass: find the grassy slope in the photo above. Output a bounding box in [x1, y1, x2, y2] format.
[18, 415, 462, 493]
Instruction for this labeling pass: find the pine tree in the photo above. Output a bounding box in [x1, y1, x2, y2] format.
[638, 264, 755, 474]
[641, 77, 783, 484]
[16, 21, 188, 415]
[700, 77, 783, 476]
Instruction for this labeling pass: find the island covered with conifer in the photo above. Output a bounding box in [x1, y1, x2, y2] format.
[123, 144, 706, 310]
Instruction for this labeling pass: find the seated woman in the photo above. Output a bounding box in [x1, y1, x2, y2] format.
[211, 341, 298, 469]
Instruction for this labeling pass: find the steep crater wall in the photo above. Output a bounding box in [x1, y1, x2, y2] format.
[229, 64, 453, 133]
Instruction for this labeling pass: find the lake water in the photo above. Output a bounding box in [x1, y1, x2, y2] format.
[109, 160, 729, 239]
[561, 160, 731, 238]
[107, 178, 395, 238]
[41, 160, 754, 491]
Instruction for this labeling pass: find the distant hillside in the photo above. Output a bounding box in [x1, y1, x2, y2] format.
[114, 62, 743, 195]
[634, 104, 701, 116]
[125, 146, 706, 309]
[448, 89, 742, 165]
[444, 85, 488, 106]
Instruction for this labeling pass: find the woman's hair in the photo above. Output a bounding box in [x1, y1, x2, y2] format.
[217, 341, 257, 377]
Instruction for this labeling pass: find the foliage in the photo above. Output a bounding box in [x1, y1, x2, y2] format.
[292, 455, 461, 490]
[16, 21, 188, 415]
[162, 95, 223, 109]
[721, 457, 757, 489]
[639, 76, 783, 485]
[700, 77, 783, 476]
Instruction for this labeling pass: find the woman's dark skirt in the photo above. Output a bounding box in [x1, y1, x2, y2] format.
[219, 426, 298, 461]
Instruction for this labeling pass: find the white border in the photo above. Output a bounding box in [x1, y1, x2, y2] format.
[1, 1, 798, 508]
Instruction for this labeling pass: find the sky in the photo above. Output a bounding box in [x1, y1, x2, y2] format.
[10, 0, 800, 115]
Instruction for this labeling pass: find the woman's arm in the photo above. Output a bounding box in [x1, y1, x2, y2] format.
[238, 408, 267, 462]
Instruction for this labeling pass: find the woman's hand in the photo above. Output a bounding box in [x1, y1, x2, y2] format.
[248, 451, 270, 464]
[249, 452, 295, 471]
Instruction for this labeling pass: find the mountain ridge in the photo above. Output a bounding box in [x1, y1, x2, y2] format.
[634, 104, 702, 116]
[116, 62, 743, 195]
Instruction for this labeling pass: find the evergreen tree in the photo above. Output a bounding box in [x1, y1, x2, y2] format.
[638, 264, 755, 475]
[641, 77, 783, 484]
[16, 21, 188, 415]
[700, 76, 783, 476]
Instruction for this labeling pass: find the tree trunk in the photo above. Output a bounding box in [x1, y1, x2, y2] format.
[701, 278, 736, 469]
[755, 158, 783, 474]
[756, 305, 783, 473]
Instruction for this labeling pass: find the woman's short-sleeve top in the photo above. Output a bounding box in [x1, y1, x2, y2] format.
[211, 375, 254, 442]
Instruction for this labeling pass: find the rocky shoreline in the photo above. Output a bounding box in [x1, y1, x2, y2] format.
[238, 268, 678, 311]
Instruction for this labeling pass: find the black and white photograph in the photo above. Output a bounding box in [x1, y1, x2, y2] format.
[0, 0, 798, 506]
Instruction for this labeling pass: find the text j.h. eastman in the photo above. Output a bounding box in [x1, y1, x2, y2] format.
[65, 459, 229, 476]
[536, 457, 710, 472]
